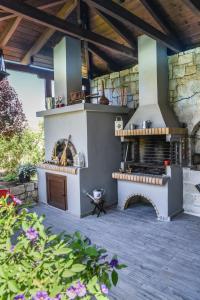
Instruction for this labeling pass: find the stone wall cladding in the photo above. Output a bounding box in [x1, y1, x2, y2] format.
[91, 47, 200, 217]
[91, 48, 200, 135]
[10, 181, 38, 202]
[90, 65, 139, 109]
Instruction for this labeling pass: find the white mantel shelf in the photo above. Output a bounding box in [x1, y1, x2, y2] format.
[36, 103, 131, 117]
[37, 163, 78, 175]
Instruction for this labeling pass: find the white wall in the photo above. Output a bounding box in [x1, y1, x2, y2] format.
[8, 70, 45, 129]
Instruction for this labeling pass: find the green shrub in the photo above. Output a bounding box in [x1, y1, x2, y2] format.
[0, 124, 44, 173]
[0, 195, 126, 299]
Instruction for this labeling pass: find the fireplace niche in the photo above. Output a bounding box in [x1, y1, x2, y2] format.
[51, 138, 77, 167]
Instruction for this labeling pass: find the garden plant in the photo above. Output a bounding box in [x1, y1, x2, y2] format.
[0, 193, 125, 299]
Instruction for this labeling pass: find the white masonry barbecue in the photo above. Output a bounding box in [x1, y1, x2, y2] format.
[113, 35, 187, 221]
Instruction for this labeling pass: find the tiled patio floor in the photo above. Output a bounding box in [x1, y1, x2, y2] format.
[33, 203, 200, 300]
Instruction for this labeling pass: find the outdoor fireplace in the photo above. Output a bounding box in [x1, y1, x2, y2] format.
[37, 103, 129, 217]
[112, 35, 187, 221]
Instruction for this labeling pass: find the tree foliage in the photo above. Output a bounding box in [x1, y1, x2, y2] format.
[0, 79, 26, 137]
[0, 125, 45, 173]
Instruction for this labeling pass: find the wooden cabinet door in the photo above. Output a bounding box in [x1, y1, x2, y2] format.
[46, 173, 67, 210]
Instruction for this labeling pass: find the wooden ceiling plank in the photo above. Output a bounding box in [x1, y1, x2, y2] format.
[21, 0, 77, 65]
[183, 0, 200, 15]
[88, 43, 120, 71]
[82, 0, 182, 52]
[0, 12, 16, 21]
[139, 0, 183, 46]
[96, 9, 137, 50]
[0, 0, 135, 59]
[139, 0, 171, 35]
[0, 16, 22, 47]
[0, 1, 71, 48]
[0, 1, 70, 22]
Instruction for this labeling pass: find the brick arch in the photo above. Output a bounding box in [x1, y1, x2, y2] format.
[124, 194, 159, 218]
[191, 121, 200, 137]
[190, 121, 200, 166]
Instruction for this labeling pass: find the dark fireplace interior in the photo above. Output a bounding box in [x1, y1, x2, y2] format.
[121, 136, 183, 175]
[51, 139, 77, 166]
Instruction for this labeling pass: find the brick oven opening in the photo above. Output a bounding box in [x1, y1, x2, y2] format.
[51, 138, 77, 166]
[124, 194, 158, 217]
[121, 135, 182, 175]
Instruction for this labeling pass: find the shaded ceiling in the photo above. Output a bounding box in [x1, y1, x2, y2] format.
[0, 0, 199, 78]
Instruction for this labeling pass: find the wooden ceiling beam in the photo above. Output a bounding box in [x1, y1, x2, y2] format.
[96, 9, 137, 50]
[21, 0, 77, 65]
[0, 12, 16, 21]
[0, 1, 69, 22]
[82, 0, 182, 52]
[183, 0, 200, 15]
[0, 16, 22, 48]
[139, 0, 183, 46]
[88, 43, 120, 72]
[6, 61, 54, 79]
[0, 0, 71, 48]
[139, 0, 171, 35]
[0, 0, 135, 59]
[30, 0, 69, 10]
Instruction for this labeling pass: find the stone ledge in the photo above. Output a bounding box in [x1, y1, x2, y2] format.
[112, 172, 169, 186]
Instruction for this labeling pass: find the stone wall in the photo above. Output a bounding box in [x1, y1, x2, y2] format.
[91, 48, 200, 136]
[10, 181, 38, 202]
[90, 65, 139, 109]
[91, 47, 200, 217]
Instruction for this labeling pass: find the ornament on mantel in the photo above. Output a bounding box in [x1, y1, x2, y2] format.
[99, 80, 109, 105]
[55, 96, 65, 108]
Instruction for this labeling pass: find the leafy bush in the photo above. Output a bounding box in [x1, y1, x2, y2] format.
[18, 164, 37, 183]
[0, 79, 26, 137]
[0, 194, 125, 299]
[1, 173, 18, 182]
[0, 125, 44, 174]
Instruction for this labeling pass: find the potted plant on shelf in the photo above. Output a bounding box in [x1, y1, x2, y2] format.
[18, 164, 36, 183]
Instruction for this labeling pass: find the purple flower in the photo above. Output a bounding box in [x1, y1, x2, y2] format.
[13, 197, 22, 205]
[101, 284, 109, 295]
[110, 258, 119, 268]
[14, 295, 25, 300]
[10, 245, 15, 253]
[26, 227, 38, 241]
[75, 281, 87, 297]
[51, 294, 61, 300]
[66, 287, 77, 299]
[32, 291, 49, 300]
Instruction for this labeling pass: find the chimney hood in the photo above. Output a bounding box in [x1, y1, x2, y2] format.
[126, 35, 179, 129]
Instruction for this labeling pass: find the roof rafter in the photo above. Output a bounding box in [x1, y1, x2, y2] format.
[82, 0, 182, 52]
[139, 0, 183, 46]
[88, 43, 120, 72]
[0, 0, 135, 59]
[0, 0, 73, 48]
[0, 16, 22, 48]
[95, 9, 137, 50]
[21, 0, 77, 65]
[183, 0, 200, 15]
[0, 12, 16, 21]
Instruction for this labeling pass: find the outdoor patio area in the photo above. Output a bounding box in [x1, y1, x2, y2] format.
[33, 203, 200, 300]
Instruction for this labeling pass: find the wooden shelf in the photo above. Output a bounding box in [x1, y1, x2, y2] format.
[115, 127, 187, 137]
